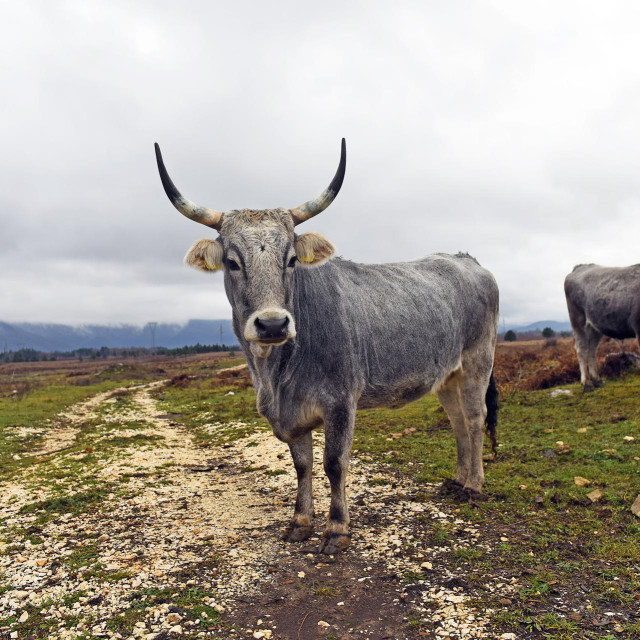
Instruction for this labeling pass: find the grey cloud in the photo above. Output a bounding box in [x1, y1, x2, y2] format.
[2, 0, 640, 327]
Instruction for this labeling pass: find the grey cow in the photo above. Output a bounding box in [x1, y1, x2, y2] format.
[154, 139, 500, 554]
[565, 263, 640, 391]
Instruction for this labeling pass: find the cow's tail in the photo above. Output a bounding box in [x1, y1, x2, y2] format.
[485, 370, 499, 457]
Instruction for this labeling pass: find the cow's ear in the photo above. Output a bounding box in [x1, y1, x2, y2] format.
[294, 232, 335, 267]
[184, 239, 224, 272]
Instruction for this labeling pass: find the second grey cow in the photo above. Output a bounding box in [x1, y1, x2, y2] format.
[565, 263, 640, 391]
[155, 139, 500, 554]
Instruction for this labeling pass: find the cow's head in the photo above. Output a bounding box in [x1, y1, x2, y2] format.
[155, 140, 345, 356]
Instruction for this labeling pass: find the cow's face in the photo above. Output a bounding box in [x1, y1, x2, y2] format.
[184, 210, 334, 350]
[154, 139, 345, 355]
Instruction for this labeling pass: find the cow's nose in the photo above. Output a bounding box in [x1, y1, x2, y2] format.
[255, 316, 289, 342]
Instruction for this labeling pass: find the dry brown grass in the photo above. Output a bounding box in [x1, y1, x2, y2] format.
[494, 336, 640, 393]
[213, 364, 252, 389]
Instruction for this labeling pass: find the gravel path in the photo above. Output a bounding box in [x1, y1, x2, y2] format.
[0, 383, 514, 639]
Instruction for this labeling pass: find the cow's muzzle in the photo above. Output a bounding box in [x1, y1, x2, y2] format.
[244, 308, 296, 346]
[255, 316, 289, 343]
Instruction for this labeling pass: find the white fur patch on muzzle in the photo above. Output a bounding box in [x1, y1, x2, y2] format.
[244, 307, 297, 345]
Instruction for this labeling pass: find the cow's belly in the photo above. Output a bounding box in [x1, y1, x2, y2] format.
[586, 309, 635, 340]
[592, 323, 635, 340]
[357, 380, 434, 410]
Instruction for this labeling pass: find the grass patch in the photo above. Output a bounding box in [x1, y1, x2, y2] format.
[18, 486, 111, 525]
[99, 433, 163, 448]
[351, 370, 640, 637]
[152, 368, 268, 446]
[264, 469, 287, 476]
[104, 586, 221, 634]
[0, 372, 151, 481]
[64, 544, 99, 571]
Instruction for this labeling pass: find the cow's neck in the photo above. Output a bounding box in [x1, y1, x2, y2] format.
[231, 309, 295, 417]
[231, 263, 342, 424]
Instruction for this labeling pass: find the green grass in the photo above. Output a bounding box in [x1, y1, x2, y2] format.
[18, 486, 112, 525]
[103, 586, 221, 634]
[351, 370, 640, 638]
[99, 433, 164, 448]
[64, 545, 100, 571]
[153, 376, 269, 445]
[0, 372, 150, 481]
[2, 356, 638, 639]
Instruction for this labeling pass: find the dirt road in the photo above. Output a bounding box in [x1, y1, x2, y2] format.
[0, 383, 514, 639]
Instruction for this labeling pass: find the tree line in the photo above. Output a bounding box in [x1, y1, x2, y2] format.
[1, 343, 237, 363]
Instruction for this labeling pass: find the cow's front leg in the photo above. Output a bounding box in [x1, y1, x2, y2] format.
[283, 431, 314, 542]
[319, 404, 354, 555]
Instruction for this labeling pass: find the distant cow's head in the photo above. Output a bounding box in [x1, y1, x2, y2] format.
[154, 140, 345, 356]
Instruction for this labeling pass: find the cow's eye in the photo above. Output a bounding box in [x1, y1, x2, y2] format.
[287, 256, 297, 268]
[227, 259, 241, 272]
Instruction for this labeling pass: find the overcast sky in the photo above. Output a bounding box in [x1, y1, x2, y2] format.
[2, 1, 640, 327]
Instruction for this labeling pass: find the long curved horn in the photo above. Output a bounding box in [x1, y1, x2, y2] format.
[154, 143, 224, 230]
[290, 138, 346, 225]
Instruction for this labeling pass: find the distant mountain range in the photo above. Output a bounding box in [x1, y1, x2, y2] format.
[0, 318, 573, 352]
[0, 320, 238, 352]
[503, 320, 572, 334]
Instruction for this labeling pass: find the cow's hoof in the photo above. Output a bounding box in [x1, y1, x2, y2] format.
[594, 379, 604, 388]
[318, 532, 351, 555]
[440, 478, 483, 502]
[440, 478, 464, 493]
[583, 383, 595, 393]
[282, 524, 314, 543]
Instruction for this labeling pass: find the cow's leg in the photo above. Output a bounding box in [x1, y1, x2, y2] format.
[584, 325, 603, 390]
[575, 325, 603, 391]
[567, 299, 602, 392]
[567, 298, 591, 390]
[458, 350, 494, 494]
[283, 431, 314, 542]
[318, 403, 354, 555]
[573, 328, 591, 389]
[437, 371, 470, 487]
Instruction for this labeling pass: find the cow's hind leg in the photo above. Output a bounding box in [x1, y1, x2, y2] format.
[575, 325, 603, 391]
[573, 327, 590, 390]
[569, 295, 603, 391]
[437, 371, 471, 487]
[458, 348, 494, 493]
[318, 403, 354, 555]
[585, 325, 603, 389]
[283, 431, 315, 542]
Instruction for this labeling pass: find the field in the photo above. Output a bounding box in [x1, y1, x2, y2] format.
[0, 339, 638, 640]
